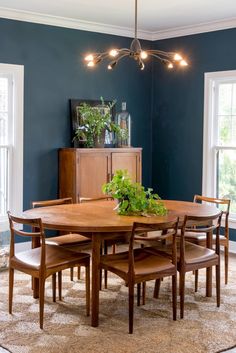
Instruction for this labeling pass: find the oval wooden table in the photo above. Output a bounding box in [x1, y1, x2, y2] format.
[24, 200, 221, 327]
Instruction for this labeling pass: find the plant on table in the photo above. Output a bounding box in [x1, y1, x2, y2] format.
[102, 169, 167, 216]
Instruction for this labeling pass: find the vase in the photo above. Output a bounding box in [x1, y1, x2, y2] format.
[94, 129, 106, 148]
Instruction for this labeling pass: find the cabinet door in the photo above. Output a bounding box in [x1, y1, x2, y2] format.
[77, 152, 111, 199]
[111, 152, 141, 182]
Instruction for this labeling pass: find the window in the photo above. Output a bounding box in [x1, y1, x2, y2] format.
[203, 70, 236, 226]
[0, 64, 24, 231]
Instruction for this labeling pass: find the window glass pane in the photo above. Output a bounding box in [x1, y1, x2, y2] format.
[232, 83, 236, 115]
[0, 147, 8, 216]
[218, 83, 232, 115]
[218, 115, 236, 146]
[217, 149, 236, 213]
[0, 77, 8, 145]
[0, 112, 7, 145]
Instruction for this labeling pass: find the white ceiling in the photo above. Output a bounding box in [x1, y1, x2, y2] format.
[0, 0, 235, 40]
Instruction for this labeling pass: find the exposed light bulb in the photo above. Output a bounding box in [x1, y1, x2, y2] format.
[107, 61, 117, 70]
[85, 54, 94, 61]
[138, 61, 145, 70]
[140, 51, 148, 59]
[87, 61, 95, 67]
[109, 49, 118, 57]
[180, 59, 188, 66]
[167, 63, 174, 69]
[173, 53, 182, 61]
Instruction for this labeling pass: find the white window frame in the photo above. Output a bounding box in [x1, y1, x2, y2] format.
[0, 64, 24, 232]
[203, 69, 236, 229]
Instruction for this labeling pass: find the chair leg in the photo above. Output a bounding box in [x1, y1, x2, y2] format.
[104, 241, 108, 289]
[85, 264, 90, 316]
[70, 267, 74, 281]
[153, 279, 161, 299]
[142, 282, 146, 305]
[52, 273, 56, 302]
[137, 283, 141, 306]
[179, 271, 185, 319]
[77, 266, 81, 280]
[99, 245, 103, 290]
[172, 274, 177, 321]
[195, 270, 198, 292]
[9, 268, 14, 314]
[128, 284, 134, 334]
[58, 271, 62, 301]
[104, 270, 108, 289]
[216, 264, 221, 307]
[39, 278, 45, 329]
[225, 246, 228, 285]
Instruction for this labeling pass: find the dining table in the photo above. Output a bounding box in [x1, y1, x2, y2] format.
[24, 199, 221, 327]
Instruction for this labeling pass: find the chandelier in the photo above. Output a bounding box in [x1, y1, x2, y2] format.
[84, 0, 188, 70]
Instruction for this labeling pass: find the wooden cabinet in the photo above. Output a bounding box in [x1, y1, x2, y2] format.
[59, 148, 142, 202]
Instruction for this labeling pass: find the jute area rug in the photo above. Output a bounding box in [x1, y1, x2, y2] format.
[0, 254, 236, 353]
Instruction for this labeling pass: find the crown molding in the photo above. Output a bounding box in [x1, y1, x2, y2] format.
[151, 17, 236, 40]
[0, 7, 152, 40]
[0, 7, 235, 42]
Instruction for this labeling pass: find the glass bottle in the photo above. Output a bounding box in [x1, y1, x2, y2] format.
[116, 102, 131, 147]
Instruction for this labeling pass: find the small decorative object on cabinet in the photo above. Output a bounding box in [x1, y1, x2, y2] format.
[116, 102, 131, 147]
[59, 148, 142, 202]
[70, 98, 127, 148]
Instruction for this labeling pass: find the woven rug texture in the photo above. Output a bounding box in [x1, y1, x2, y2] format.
[0, 253, 236, 353]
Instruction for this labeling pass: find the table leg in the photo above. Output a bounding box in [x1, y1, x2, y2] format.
[206, 230, 213, 297]
[91, 233, 101, 327]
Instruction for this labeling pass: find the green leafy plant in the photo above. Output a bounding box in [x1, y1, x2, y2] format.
[73, 97, 127, 148]
[102, 169, 167, 216]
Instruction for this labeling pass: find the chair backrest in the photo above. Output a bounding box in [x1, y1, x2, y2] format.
[129, 218, 179, 276]
[8, 212, 46, 268]
[31, 197, 72, 208]
[193, 194, 230, 238]
[180, 212, 223, 264]
[79, 196, 113, 203]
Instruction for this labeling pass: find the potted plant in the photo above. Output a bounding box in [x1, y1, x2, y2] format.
[102, 169, 167, 216]
[73, 98, 127, 148]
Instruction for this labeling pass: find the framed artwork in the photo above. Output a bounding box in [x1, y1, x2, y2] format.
[69, 99, 116, 147]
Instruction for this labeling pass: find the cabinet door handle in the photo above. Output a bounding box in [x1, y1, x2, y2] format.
[107, 173, 110, 182]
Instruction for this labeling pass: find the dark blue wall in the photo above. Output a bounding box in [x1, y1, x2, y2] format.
[0, 18, 153, 212]
[152, 28, 236, 240]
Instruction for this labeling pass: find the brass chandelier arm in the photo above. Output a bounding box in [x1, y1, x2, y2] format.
[117, 53, 131, 62]
[93, 48, 131, 59]
[108, 53, 131, 70]
[150, 53, 171, 62]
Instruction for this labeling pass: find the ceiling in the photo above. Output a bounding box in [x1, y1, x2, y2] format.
[0, 0, 235, 40]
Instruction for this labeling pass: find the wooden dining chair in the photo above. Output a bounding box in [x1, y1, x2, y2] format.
[186, 195, 230, 286]
[32, 197, 91, 287]
[100, 219, 179, 333]
[80, 195, 125, 290]
[8, 212, 90, 329]
[152, 212, 222, 319]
